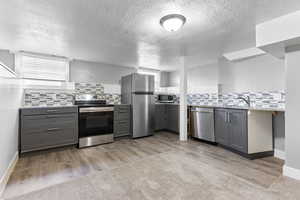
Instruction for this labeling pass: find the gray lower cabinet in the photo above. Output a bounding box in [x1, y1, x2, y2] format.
[228, 110, 247, 153]
[20, 107, 78, 153]
[215, 108, 248, 154]
[166, 105, 179, 133]
[155, 104, 166, 130]
[215, 109, 229, 146]
[114, 105, 131, 137]
[155, 104, 179, 133]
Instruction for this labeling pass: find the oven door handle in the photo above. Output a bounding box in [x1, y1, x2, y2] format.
[79, 107, 114, 113]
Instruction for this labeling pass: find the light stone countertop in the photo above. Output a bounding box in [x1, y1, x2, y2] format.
[21, 104, 130, 109]
[20, 105, 78, 109]
[155, 103, 285, 112]
[188, 104, 285, 112]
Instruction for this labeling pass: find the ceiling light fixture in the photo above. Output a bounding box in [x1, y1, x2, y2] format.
[160, 14, 186, 32]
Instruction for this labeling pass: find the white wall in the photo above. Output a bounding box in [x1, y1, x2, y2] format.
[162, 62, 219, 94]
[187, 62, 219, 94]
[167, 54, 285, 95]
[218, 54, 285, 93]
[0, 77, 23, 187]
[0, 50, 15, 71]
[285, 49, 300, 173]
[70, 59, 136, 85]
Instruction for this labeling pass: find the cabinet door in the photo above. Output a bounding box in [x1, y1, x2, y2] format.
[160, 72, 170, 87]
[155, 104, 166, 130]
[21, 113, 78, 153]
[170, 106, 179, 132]
[166, 105, 179, 133]
[228, 110, 248, 153]
[215, 109, 229, 146]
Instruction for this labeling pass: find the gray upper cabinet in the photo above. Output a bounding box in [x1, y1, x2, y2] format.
[160, 71, 169, 87]
[159, 71, 179, 87]
[215, 108, 248, 154]
[215, 109, 229, 146]
[114, 105, 131, 137]
[20, 107, 78, 153]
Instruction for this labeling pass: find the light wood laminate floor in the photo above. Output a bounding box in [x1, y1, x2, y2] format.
[2, 131, 300, 200]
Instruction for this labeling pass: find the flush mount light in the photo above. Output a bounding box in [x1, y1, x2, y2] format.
[160, 14, 186, 32]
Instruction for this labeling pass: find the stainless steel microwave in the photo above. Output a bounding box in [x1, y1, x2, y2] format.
[157, 94, 176, 103]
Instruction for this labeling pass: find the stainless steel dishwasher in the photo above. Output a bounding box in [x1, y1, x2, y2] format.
[190, 107, 215, 142]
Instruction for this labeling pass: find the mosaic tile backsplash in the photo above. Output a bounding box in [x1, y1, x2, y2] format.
[24, 82, 285, 109]
[187, 91, 285, 109]
[24, 89, 74, 107]
[24, 82, 122, 107]
[75, 82, 104, 97]
[75, 82, 121, 104]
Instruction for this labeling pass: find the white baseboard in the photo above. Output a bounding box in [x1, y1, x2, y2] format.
[274, 149, 285, 160]
[283, 165, 300, 180]
[0, 152, 18, 197]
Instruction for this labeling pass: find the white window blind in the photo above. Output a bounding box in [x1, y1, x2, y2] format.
[17, 53, 69, 81]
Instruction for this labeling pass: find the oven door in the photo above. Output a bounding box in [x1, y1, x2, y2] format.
[79, 107, 114, 138]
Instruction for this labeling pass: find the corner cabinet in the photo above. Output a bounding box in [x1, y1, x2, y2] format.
[215, 108, 273, 159]
[19, 107, 78, 154]
[155, 104, 179, 133]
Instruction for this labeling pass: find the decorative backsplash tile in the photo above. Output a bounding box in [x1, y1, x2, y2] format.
[75, 82, 121, 104]
[187, 91, 285, 109]
[187, 93, 219, 106]
[24, 89, 74, 107]
[23, 82, 122, 107]
[75, 82, 104, 96]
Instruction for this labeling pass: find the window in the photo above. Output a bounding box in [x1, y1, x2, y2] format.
[137, 67, 160, 91]
[16, 52, 69, 81]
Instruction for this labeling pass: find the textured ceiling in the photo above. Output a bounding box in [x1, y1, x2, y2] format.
[0, 0, 300, 70]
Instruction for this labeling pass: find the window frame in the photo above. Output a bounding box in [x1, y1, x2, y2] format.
[15, 52, 70, 82]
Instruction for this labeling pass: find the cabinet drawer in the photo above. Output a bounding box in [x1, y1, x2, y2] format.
[116, 112, 130, 120]
[115, 105, 130, 112]
[21, 107, 78, 116]
[114, 120, 130, 133]
[22, 114, 77, 134]
[21, 127, 78, 152]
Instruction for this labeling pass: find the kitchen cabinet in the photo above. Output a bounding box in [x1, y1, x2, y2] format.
[228, 110, 248, 153]
[166, 105, 179, 133]
[20, 106, 78, 153]
[215, 108, 273, 158]
[215, 109, 229, 146]
[160, 71, 170, 87]
[154, 104, 179, 133]
[114, 105, 131, 137]
[215, 108, 247, 153]
[155, 104, 166, 130]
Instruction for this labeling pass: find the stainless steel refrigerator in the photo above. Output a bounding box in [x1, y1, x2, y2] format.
[121, 73, 155, 138]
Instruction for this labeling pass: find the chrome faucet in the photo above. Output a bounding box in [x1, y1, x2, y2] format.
[237, 95, 250, 107]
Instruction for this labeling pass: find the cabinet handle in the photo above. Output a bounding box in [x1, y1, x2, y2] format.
[119, 111, 128, 113]
[225, 112, 228, 123]
[228, 112, 231, 123]
[46, 116, 58, 119]
[47, 128, 61, 132]
[47, 110, 58, 113]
